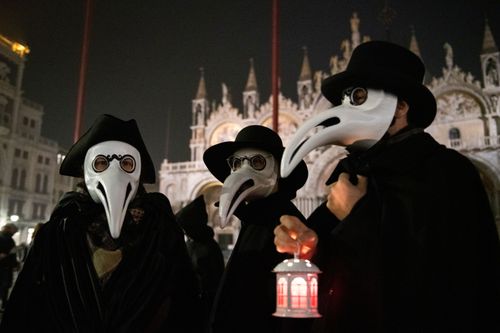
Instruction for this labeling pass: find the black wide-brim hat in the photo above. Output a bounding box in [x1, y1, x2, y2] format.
[321, 40, 437, 128]
[60, 114, 156, 183]
[203, 125, 308, 197]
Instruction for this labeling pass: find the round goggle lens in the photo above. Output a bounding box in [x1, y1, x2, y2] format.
[93, 155, 109, 172]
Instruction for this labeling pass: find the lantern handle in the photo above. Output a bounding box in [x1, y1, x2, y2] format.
[294, 240, 301, 259]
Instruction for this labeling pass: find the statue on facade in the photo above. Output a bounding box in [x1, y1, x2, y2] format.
[486, 58, 499, 87]
[245, 95, 256, 118]
[444, 42, 454, 69]
[222, 83, 231, 106]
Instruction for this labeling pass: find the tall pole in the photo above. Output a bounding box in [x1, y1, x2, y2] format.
[271, 0, 279, 132]
[74, 0, 93, 143]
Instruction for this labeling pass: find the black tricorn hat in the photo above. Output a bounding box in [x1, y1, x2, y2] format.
[60, 114, 156, 183]
[321, 40, 437, 128]
[203, 125, 308, 198]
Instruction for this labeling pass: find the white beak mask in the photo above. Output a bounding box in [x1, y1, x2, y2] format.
[281, 87, 397, 177]
[219, 148, 278, 227]
[84, 141, 141, 239]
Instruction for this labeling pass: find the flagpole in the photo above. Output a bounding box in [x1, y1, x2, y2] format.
[74, 0, 93, 143]
[271, 0, 279, 133]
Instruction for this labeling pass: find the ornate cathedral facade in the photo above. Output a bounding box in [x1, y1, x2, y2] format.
[159, 14, 500, 252]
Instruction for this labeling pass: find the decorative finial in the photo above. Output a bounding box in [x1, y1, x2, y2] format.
[378, 0, 397, 41]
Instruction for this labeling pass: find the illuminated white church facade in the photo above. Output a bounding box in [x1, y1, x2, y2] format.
[159, 14, 500, 251]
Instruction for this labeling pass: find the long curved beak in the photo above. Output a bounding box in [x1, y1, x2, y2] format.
[219, 168, 276, 228]
[95, 179, 134, 239]
[281, 97, 397, 178]
[218, 172, 257, 228]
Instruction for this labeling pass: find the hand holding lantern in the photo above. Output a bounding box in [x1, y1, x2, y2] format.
[273, 215, 321, 318]
[274, 215, 318, 259]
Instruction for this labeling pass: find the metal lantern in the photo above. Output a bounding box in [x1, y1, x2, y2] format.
[272, 257, 321, 318]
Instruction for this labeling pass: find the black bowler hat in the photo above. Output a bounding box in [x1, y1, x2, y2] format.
[203, 125, 308, 198]
[60, 114, 156, 183]
[321, 40, 437, 128]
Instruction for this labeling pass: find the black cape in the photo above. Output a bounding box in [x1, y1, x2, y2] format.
[176, 196, 225, 333]
[209, 192, 313, 333]
[308, 130, 500, 332]
[1, 191, 202, 333]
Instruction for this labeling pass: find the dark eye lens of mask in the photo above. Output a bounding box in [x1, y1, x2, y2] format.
[120, 156, 136, 173]
[350, 87, 367, 105]
[226, 155, 267, 171]
[226, 156, 240, 171]
[93, 155, 109, 172]
[250, 155, 266, 170]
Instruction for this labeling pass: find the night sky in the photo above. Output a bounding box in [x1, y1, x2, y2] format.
[1, 0, 499, 169]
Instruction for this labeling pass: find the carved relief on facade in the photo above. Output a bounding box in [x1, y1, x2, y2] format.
[435, 92, 482, 123]
[209, 122, 242, 146]
[206, 102, 241, 126]
[165, 183, 176, 202]
[260, 113, 299, 145]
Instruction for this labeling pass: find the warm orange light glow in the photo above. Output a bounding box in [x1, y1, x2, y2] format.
[290, 277, 308, 308]
[277, 277, 288, 307]
[11, 42, 30, 57]
[0, 35, 30, 58]
[273, 258, 322, 318]
[310, 276, 318, 308]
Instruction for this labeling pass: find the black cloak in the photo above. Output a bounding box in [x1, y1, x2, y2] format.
[0, 191, 202, 333]
[308, 129, 500, 332]
[176, 195, 225, 332]
[209, 192, 313, 333]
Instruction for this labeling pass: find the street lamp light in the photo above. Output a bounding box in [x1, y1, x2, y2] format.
[9, 214, 19, 222]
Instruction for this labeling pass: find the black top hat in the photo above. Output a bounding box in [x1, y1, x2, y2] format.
[60, 114, 156, 183]
[321, 40, 436, 128]
[203, 125, 308, 198]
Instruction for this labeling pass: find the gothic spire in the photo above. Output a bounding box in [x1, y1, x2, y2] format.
[299, 46, 312, 81]
[195, 67, 207, 99]
[244, 58, 258, 91]
[482, 18, 498, 54]
[409, 26, 422, 58]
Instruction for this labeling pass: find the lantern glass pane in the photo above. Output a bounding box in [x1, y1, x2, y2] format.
[310, 276, 318, 308]
[291, 277, 308, 309]
[277, 277, 288, 307]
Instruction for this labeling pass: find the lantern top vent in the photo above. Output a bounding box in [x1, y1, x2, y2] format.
[273, 258, 321, 273]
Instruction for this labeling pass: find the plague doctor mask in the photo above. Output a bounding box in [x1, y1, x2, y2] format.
[281, 87, 397, 178]
[84, 140, 141, 239]
[219, 147, 278, 227]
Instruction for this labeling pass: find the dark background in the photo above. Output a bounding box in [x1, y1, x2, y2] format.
[0, 0, 499, 168]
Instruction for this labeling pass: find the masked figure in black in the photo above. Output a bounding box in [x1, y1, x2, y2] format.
[204, 125, 310, 333]
[1, 114, 201, 332]
[275, 41, 500, 332]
